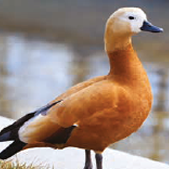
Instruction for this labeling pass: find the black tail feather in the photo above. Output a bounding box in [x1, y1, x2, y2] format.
[0, 132, 11, 142]
[0, 140, 27, 160]
[0, 113, 34, 142]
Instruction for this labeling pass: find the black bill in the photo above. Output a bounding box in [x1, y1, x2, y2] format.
[140, 21, 163, 33]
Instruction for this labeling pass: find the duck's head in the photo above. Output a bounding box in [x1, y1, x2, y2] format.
[105, 7, 163, 52]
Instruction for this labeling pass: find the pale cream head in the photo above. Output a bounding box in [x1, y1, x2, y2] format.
[107, 7, 147, 34]
[105, 7, 147, 52]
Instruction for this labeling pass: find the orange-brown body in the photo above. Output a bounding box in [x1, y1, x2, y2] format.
[21, 44, 152, 152]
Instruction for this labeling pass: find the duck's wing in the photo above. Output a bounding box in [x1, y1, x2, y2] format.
[18, 79, 117, 144]
[1, 75, 105, 142]
[0, 76, 105, 142]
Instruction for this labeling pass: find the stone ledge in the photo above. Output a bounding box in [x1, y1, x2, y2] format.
[0, 115, 168, 169]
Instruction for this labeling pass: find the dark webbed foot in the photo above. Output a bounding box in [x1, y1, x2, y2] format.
[83, 149, 93, 169]
[95, 153, 103, 169]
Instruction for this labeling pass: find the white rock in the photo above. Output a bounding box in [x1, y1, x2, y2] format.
[0, 115, 169, 169]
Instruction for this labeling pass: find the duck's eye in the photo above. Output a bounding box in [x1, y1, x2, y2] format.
[128, 16, 135, 20]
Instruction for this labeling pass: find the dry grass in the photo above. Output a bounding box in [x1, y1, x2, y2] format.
[0, 160, 48, 169]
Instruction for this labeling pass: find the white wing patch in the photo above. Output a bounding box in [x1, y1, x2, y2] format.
[18, 114, 44, 143]
[73, 123, 79, 127]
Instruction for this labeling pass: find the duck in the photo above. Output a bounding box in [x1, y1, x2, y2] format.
[0, 7, 163, 169]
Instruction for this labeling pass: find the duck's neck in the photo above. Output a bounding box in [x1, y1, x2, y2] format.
[104, 23, 145, 82]
[106, 42, 145, 83]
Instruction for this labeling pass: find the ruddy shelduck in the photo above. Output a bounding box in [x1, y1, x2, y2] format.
[0, 7, 163, 169]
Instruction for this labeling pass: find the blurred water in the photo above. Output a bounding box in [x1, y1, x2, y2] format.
[0, 32, 169, 163]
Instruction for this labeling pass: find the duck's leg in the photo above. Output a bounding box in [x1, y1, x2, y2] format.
[83, 149, 93, 169]
[95, 153, 103, 169]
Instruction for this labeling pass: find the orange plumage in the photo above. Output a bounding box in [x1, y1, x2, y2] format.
[20, 44, 153, 153]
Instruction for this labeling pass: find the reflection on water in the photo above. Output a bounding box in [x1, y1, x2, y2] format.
[0, 32, 169, 163]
